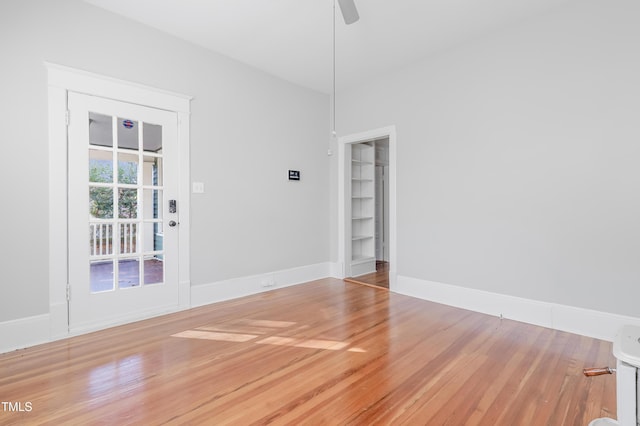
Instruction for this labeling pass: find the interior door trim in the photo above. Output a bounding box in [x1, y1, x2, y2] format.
[47, 62, 192, 339]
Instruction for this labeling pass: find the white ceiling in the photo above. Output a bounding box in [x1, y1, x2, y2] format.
[84, 0, 573, 94]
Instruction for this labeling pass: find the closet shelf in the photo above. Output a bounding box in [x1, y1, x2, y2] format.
[350, 141, 376, 277]
[352, 255, 375, 264]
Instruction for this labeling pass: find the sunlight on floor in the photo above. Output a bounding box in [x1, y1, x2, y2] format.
[171, 318, 366, 353]
[256, 336, 349, 350]
[172, 330, 257, 342]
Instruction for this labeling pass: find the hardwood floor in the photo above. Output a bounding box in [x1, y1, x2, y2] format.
[0, 279, 616, 425]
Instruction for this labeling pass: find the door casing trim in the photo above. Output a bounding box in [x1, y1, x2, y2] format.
[46, 62, 192, 338]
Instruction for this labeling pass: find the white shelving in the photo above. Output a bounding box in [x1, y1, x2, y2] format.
[350, 142, 376, 277]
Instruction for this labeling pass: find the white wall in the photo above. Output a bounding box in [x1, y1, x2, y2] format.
[0, 0, 329, 323]
[333, 0, 640, 318]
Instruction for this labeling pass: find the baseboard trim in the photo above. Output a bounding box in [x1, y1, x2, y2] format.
[329, 261, 344, 279]
[191, 262, 331, 308]
[0, 305, 186, 354]
[0, 314, 51, 354]
[395, 275, 640, 342]
[68, 304, 183, 337]
[7, 271, 628, 354]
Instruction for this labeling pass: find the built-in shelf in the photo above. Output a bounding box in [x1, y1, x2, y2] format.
[352, 255, 375, 264]
[350, 142, 376, 277]
[352, 159, 374, 165]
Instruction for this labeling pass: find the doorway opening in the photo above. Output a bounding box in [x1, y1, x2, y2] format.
[345, 138, 390, 289]
[338, 126, 396, 291]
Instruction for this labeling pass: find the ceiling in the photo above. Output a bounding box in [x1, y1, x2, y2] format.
[84, 0, 573, 94]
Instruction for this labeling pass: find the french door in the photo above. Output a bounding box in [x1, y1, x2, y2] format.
[68, 92, 180, 332]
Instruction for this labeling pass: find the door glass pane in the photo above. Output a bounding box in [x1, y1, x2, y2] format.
[143, 189, 162, 220]
[143, 224, 164, 254]
[143, 190, 163, 255]
[89, 150, 113, 183]
[83, 108, 169, 296]
[89, 113, 113, 148]
[118, 189, 138, 219]
[118, 118, 139, 150]
[143, 156, 163, 186]
[143, 222, 154, 253]
[118, 258, 140, 288]
[119, 223, 138, 254]
[89, 224, 113, 256]
[144, 258, 163, 285]
[89, 187, 113, 219]
[143, 123, 162, 153]
[90, 260, 114, 293]
[118, 152, 138, 184]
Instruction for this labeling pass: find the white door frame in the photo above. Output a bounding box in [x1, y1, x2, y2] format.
[47, 63, 192, 338]
[337, 125, 397, 288]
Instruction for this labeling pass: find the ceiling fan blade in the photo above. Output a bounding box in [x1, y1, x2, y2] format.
[337, 0, 359, 25]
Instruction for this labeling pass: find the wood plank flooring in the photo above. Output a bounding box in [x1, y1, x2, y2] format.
[0, 279, 616, 425]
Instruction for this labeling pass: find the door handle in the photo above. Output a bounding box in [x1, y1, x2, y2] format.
[169, 220, 177, 227]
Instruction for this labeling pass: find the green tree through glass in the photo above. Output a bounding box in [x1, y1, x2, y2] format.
[89, 160, 138, 219]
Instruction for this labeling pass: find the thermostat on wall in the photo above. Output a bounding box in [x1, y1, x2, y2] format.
[288, 170, 300, 181]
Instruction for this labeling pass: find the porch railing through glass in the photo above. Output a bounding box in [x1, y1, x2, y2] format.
[89, 223, 138, 256]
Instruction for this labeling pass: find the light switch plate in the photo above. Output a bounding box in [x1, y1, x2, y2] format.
[192, 182, 205, 193]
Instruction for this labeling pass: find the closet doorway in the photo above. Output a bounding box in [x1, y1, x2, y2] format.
[338, 126, 396, 290]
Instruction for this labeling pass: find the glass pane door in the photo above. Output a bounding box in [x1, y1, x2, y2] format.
[87, 113, 165, 292]
[68, 92, 179, 332]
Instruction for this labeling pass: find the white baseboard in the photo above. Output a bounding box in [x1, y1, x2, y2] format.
[329, 261, 344, 279]
[68, 303, 183, 337]
[395, 275, 640, 342]
[191, 262, 331, 308]
[0, 304, 185, 354]
[0, 314, 51, 354]
[8, 270, 628, 354]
